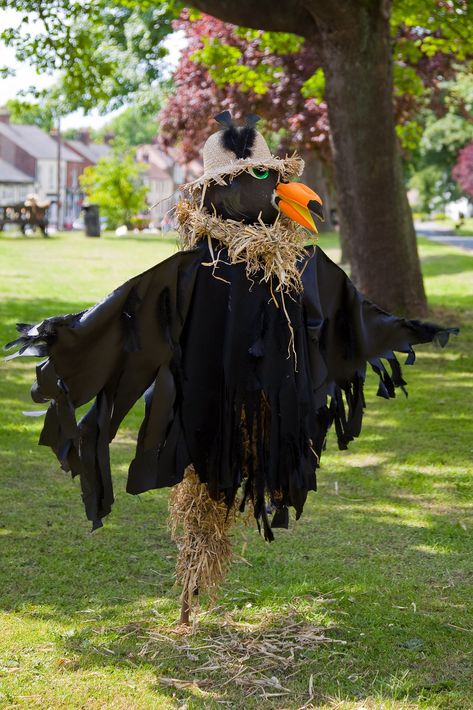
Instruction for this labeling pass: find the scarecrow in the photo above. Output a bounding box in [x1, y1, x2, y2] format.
[6, 112, 457, 625]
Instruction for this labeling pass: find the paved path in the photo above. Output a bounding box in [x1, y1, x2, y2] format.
[416, 224, 473, 252]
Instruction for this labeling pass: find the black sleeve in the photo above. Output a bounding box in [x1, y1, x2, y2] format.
[5, 249, 201, 529]
[302, 246, 458, 449]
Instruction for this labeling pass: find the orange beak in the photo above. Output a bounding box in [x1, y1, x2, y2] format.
[275, 182, 323, 232]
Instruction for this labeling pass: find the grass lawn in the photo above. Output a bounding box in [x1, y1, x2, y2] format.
[0, 230, 472, 709]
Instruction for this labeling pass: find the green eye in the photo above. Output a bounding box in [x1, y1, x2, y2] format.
[249, 167, 270, 180]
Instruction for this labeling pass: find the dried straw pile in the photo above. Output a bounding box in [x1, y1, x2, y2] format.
[169, 467, 238, 612]
[176, 199, 313, 297]
[139, 607, 345, 700]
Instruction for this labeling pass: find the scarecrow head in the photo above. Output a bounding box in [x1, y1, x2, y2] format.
[193, 111, 324, 232]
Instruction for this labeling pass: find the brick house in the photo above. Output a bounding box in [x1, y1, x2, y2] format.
[0, 106, 202, 229]
[0, 110, 112, 226]
[0, 110, 83, 225]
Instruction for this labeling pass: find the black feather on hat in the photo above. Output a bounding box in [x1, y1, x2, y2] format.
[215, 111, 259, 159]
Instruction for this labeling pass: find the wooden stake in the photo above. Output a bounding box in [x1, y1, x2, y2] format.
[180, 595, 191, 626]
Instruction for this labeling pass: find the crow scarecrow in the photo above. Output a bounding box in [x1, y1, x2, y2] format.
[6, 112, 457, 624]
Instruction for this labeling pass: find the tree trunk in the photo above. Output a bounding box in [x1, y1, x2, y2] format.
[302, 151, 352, 264]
[317, 4, 427, 315]
[301, 150, 334, 233]
[190, 0, 428, 316]
[338, 225, 352, 267]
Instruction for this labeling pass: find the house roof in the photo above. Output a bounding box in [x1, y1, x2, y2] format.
[87, 143, 110, 161]
[137, 144, 174, 171]
[136, 144, 203, 184]
[146, 163, 173, 181]
[0, 158, 35, 184]
[0, 123, 79, 161]
[66, 140, 110, 163]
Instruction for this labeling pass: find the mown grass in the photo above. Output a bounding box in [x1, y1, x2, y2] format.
[0, 230, 472, 709]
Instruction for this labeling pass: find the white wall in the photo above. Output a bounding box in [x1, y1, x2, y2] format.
[36, 159, 67, 200]
[145, 177, 174, 222]
[172, 164, 184, 183]
[0, 182, 35, 205]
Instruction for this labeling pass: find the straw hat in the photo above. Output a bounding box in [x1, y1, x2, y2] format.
[188, 111, 304, 189]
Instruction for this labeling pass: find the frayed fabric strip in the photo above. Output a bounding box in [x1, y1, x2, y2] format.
[5, 239, 458, 534]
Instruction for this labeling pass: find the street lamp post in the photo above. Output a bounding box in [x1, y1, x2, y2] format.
[56, 114, 62, 230]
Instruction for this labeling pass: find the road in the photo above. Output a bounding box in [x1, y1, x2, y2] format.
[416, 223, 473, 252]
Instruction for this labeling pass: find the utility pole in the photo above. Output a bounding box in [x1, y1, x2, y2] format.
[56, 114, 61, 230]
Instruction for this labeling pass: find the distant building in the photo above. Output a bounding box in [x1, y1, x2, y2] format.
[136, 144, 202, 225]
[0, 105, 203, 230]
[445, 197, 473, 221]
[62, 130, 111, 225]
[0, 112, 81, 224]
[0, 109, 110, 226]
[0, 158, 35, 205]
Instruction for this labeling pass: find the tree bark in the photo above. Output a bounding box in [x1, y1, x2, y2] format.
[302, 151, 351, 264]
[316, 3, 426, 315]
[301, 150, 335, 233]
[190, 0, 428, 316]
[190, 0, 319, 35]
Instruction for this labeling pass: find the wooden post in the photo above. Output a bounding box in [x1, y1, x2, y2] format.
[180, 594, 191, 626]
[56, 115, 62, 230]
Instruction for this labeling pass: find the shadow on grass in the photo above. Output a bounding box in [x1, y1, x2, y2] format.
[57, 607, 346, 707]
[1, 387, 472, 706]
[2, 493, 469, 708]
[0, 233, 58, 241]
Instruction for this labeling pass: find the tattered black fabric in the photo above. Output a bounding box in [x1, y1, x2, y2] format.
[6, 243, 457, 535]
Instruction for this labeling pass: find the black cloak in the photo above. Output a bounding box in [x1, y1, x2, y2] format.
[7, 241, 457, 537]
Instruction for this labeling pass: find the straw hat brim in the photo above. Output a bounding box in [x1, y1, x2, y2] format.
[183, 154, 305, 192]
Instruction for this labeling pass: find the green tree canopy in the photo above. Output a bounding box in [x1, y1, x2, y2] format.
[94, 102, 161, 146]
[0, 0, 180, 113]
[2, 1, 471, 115]
[5, 97, 56, 131]
[79, 147, 149, 228]
[407, 70, 473, 211]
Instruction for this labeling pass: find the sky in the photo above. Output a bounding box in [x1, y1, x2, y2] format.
[0, 53, 123, 129]
[0, 9, 183, 129]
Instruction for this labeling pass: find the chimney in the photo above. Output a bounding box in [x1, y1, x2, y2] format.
[0, 107, 10, 124]
[78, 129, 90, 145]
